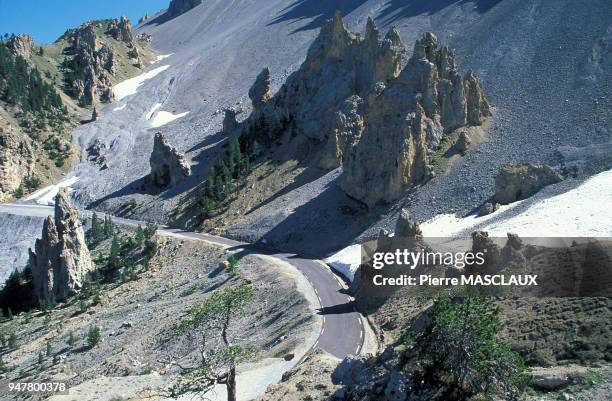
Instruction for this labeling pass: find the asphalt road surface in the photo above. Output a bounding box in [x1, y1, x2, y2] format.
[0, 203, 364, 359]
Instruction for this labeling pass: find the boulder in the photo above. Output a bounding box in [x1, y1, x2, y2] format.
[453, 131, 471, 155]
[494, 163, 562, 204]
[148, 132, 191, 188]
[530, 365, 588, 391]
[478, 202, 500, 216]
[28, 189, 94, 301]
[7, 34, 35, 58]
[395, 209, 422, 239]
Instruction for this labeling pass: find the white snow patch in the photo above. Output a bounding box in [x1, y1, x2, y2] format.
[155, 53, 173, 63]
[113, 103, 127, 111]
[150, 110, 189, 128]
[325, 244, 361, 282]
[421, 169, 612, 238]
[113, 65, 170, 101]
[145, 103, 162, 120]
[326, 170, 612, 282]
[24, 176, 80, 206]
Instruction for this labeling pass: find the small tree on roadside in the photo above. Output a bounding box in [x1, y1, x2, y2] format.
[171, 284, 256, 401]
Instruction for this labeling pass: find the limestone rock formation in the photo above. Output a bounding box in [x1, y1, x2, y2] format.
[66, 22, 119, 104]
[222, 108, 239, 133]
[244, 14, 490, 207]
[87, 138, 108, 168]
[107, 16, 133, 43]
[7, 34, 35, 58]
[394, 208, 422, 239]
[0, 124, 34, 201]
[28, 189, 94, 301]
[167, 0, 203, 19]
[478, 201, 500, 217]
[494, 163, 562, 204]
[149, 132, 191, 188]
[341, 29, 490, 207]
[248, 67, 272, 113]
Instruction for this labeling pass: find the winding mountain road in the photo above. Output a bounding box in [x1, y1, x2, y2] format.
[0, 203, 365, 360]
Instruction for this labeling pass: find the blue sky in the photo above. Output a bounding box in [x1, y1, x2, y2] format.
[0, 0, 170, 44]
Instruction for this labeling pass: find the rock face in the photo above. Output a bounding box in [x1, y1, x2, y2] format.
[245, 14, 490, 207]
[149, 132, 191, 188]
[494, 163, 562, 204]
[7, 34, 35, 58]
[107, 16, 133, 43]
[28, 189, 94, 301]
[248, 67, 272, 114]
[0, 123, 34, 201]
[65, 22, 124, 104]
[167, 0, 203, 19]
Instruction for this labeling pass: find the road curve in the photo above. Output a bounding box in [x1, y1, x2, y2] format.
[0, 203, 364, 359]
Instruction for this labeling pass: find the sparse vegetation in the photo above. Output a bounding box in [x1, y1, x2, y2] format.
[87, 325, 101, 348]
[403, 295, 527, 401]
[172, 284, 256, 401]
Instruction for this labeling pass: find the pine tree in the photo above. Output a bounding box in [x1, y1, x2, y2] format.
[38, 351, 44, 365]
[7, 307, 13, 320]
[103, 216, 114, 238]
[108, 235, 121, 269]
[46, 341, 52, 356]
[205, 168, 216, 199]
[8, 332, 18, 349]
[67, 331, 76, 348]
[135, 225, 145, 245]
[90, 212, 103, 243]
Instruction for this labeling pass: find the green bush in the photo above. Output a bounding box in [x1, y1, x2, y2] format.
[86, 325, 101, 348]
[407, 295, 527, 401]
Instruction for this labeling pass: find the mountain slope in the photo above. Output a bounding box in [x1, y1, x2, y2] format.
[62, 0, 611, 256]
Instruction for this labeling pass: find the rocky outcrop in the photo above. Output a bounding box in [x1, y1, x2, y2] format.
[494, 163, 562, 204]
[244, 14, 490, 207]
[394, 208, 422, 239]
[222, 108, 240, 133]
[248, 67, 272, 114]
[66, 22, 121, 104]
[341, 29, 489, 207]
[0, 123, 34, 201]
[107, 16, 133, 43]
[28, 189, 93, 302]
[478, 201, 500, 217]
[167, 0, 203, 19]
[7, 34, 35, 58]
[149, 132, 191, 188]
[87, 138, 107, 169]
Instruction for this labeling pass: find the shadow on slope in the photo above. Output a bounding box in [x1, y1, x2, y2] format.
[379, 0, 502, 23]
[257, 181, 383, 258]
[268, 0, 503, 32]
[268, 0, 369, 33]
